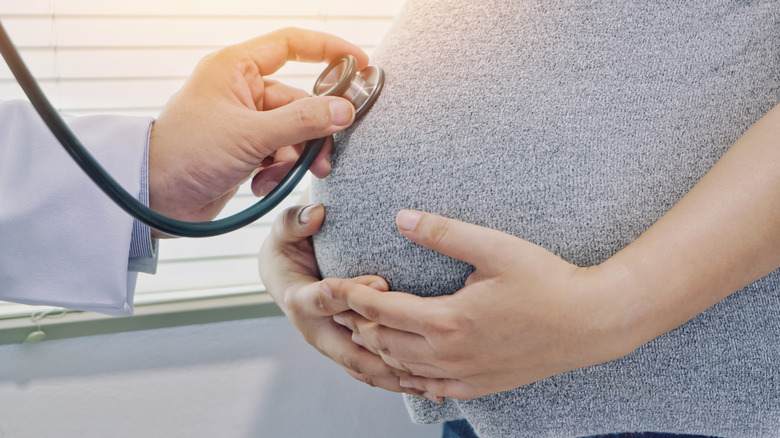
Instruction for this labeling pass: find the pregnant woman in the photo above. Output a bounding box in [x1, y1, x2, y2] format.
[260, 0, 780, 436]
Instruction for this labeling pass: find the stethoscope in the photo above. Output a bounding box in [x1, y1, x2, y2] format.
[0, 22, 384, 238]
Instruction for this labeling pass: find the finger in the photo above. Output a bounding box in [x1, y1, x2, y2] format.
[308, 136, 334, 179]
[400, 376, 477, 401]
[262, 79, 309, 111]
[251, 163, 293, 196]
[252, 96, 355, 157]
[308, 275, 390, 317]
[252, 165, 292, 196]
[353, 329, 434, 376]
[269, 203, 326, 244]
[395, 210, 541, 270]
[321, 278, 442, 334]
[337, 310, 436, 371]
[332, 310, 361, 331]
[251, 138, 332, 194]
[251, 144, 300, 196]
[235, 27, 369, 76]
[259, 83, 341, 178]
[355, 328, 443, 376]
[314, 320, 407, 378]
[343, 369, 428, 399]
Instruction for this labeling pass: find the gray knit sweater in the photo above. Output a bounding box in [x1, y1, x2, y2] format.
[311, 0, 780, 436]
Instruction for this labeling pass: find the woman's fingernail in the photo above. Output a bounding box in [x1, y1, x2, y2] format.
[330, 99, 353, 127]
[396, 210, 422, 232]
[399, 378, 413, 388]
[333, 314, 345, 326]
[351, 332, 363, 347]
[319, 282, 333, 298]
[299, 204, 317, 224]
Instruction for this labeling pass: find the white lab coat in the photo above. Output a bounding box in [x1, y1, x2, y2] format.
[0, 100, 154, 315]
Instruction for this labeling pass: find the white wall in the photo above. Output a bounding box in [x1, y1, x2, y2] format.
[0, 316, 441, 438]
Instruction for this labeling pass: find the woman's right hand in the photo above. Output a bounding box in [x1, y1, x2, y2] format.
[259, 203, 425, 397]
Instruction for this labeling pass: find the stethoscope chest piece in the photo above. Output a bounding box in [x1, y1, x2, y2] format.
[313, 55, 384, 120]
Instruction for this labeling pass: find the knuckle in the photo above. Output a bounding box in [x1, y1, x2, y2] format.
[313, 290, 333, 313]
[278, 206, 300, 235]
[339, 312, 357, 332]
[340, 351, 362, 374]
[281, 292, 298, 316]
[376, 342, 392, 358]
[361, 303, 382, 322]
[427, 297, 468, 337]
[272, 27, 301, 39]
[396, 360, 415, 375]
[294, 104, 328, 132]
[270, 206, 300, 240]
[354, 373, 376, 388]
[428, 312, 460, 337]
[428, 218, 451, 248]
[211, 46, 254, 74]
[372, 333, 392, 357]
[200, 46, 231, 65]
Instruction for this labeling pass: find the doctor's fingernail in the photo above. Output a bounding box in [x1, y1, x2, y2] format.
[396, 210, 422, 232]
[330, 99, 353, 127]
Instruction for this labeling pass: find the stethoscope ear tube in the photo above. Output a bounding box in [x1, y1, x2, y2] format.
[0, 21, 326, 238]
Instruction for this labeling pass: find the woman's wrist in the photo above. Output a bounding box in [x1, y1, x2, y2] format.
[571, 259, 650, 365]
[594, 255, 664, 357]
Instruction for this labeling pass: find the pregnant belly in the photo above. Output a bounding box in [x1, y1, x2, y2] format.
[309, 91, 655, 298]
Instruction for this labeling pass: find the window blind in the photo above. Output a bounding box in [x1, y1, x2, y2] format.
[0, 0, 404, 318]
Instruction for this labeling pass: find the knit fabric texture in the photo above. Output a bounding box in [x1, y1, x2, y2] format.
[311, 0, 780, 436]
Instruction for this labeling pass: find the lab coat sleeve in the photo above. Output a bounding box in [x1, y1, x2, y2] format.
[0, 99, 155, 316]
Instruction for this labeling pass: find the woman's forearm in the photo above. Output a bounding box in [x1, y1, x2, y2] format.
[604, 103, 780, 346]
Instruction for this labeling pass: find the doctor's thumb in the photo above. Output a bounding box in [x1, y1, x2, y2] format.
[253, 96, 355, 155]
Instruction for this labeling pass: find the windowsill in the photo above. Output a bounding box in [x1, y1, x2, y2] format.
[0, 292, 283, 346]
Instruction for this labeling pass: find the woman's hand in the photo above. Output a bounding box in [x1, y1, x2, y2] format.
[321, 209, 643, 401]
[149, 28, 366, 235]
[258, 204, 431, 399]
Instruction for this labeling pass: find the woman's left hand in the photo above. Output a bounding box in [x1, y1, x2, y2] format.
[321, 209, 643, 401]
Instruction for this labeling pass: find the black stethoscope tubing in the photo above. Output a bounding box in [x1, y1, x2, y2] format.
[0, 21, 329, 238]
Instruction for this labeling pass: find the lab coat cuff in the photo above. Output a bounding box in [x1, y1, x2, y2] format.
[128, 121, 158, 274]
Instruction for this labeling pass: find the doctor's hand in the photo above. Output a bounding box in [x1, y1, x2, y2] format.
[258, 204, 430, 400]
[321, 210, 645, 401]
[147, 28, 367, 236]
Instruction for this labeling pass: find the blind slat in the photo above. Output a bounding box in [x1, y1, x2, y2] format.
[2, 17, 394, 48]
[5, 0, 403, 17]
